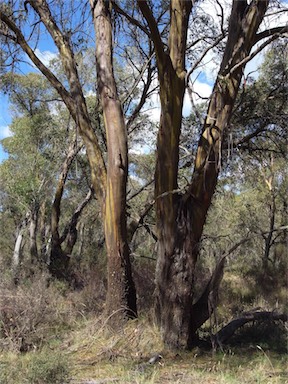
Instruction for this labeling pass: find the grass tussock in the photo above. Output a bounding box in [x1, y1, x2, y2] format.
[0, 313, 287, 383]
[0, 349, 71, 384]
[0, 267, 286, 383]
[65, 316, 287, 384]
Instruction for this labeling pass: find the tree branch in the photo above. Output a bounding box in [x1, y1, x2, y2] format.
[0, 10, 73, 110]
[112, 1, 150, 37]
[62, 187, 94, 254]
[229, 33, 284, 76]
[121, 50, 155, 106]
[186, 32, 226, 83]
[214, 310, 287, 345]
[254, 25, 288, 44]
[137, 0, 165, 64]
[190, 225, 288, 335]
[127, 179, 154, 202]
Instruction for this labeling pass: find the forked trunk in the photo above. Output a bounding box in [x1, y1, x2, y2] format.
[138, 0, 193, 349]
[49, 139, 80, 279]
[143, 0, 269, 349]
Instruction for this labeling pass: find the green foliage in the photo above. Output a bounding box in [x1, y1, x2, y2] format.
[25, 351, 71, 384]
[0, 349, 71, 384]
[1, 73, 52, 115]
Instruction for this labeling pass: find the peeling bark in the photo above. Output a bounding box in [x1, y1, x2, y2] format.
[92, 0, 137, 323]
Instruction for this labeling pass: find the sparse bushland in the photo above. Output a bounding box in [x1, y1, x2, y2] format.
[0, 314, 286, 384]
[0, 259, 286, 383]
[0, 2, 287, 378]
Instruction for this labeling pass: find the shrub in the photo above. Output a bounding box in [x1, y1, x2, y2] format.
[0, 273, 75, 352]
[26, 351, 71, 384]
[0, 349, 71, 384]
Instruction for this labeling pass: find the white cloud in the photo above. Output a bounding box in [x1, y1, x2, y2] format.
[190, 0, 288, 82]
[34, 48, 57, 67]
[129, 1, 286, 127]
[185, 80, 212, 115]
[0, 126, 12, 140]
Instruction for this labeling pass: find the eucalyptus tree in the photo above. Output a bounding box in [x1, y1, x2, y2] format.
[1, 0, 287, 348]
[229, 39, 288, 270]
[0, 70, 97, 282]
[0, 0, 152, 321]
[126, 0, 287, 348]
[0, 73, 56, 273]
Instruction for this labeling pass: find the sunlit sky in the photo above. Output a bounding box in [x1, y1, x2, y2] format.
[0, 0, 287, 162]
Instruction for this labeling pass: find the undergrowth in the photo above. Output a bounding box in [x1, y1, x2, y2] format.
[0, 267, 286, 383]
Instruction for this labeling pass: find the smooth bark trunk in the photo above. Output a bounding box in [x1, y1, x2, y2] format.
[12, 214, 29, 282]
[92, 0, 137, 323]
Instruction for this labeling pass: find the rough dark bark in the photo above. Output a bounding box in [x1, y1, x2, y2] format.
[139, 0, 193, 349]
[92, 0, 137, 323]
[140, 0, 270, 349]
[186, 0, 269, 348]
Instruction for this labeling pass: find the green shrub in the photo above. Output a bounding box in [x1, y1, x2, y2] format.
[0, 350, 71, 384]
[26, 351, 71, 384]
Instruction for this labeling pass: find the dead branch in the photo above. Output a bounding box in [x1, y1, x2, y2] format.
[213, 310, 288, 345]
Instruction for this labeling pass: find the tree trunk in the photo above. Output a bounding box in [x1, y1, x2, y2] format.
[12, 214, 29, 283]
[50, 138, 80, 279]
[29, 203, 39, 264]
[140, 0, 269, 349]
[39, 200, 50, 263]
[139, 0, 193, 349]
[92, 0, 137, 323]
[1, 0, 136, 326]
[262, 160, 276, 270]
[263, 197, 276, 270]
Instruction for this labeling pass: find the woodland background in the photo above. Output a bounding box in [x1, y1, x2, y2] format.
[0, 1, 287, 383]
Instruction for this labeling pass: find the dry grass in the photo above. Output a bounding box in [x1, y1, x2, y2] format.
[66, 317, 287, 384]
[0, 268, 286, 383]
[0, 315, 287, 383]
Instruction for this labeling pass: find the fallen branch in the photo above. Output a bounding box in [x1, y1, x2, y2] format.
[213, 310, 288, 346]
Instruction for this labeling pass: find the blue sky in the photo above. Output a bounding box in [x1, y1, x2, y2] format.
[0, 94, 12, 161]
[0, 1, 287, 162]
[0, 44, 57, 161]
